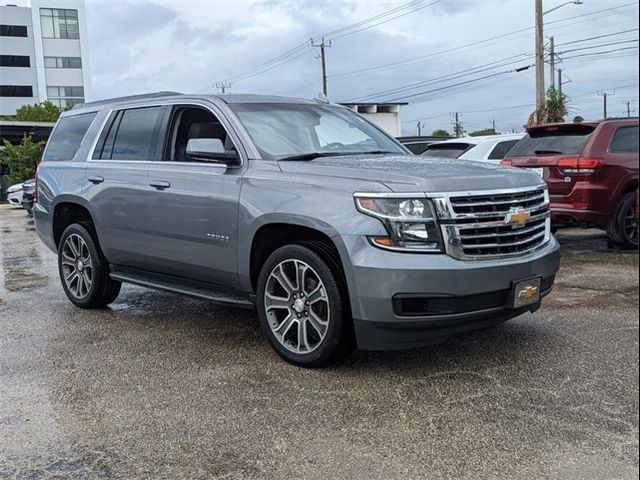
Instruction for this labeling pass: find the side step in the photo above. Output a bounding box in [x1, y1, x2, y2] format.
[110, 267, 255, 309]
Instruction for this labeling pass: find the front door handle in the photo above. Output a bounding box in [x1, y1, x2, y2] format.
[88, 176, 104, 184]
[149, 180, 171, 190]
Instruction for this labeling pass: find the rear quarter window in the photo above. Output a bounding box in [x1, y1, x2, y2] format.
[487, 140, 519, 160]
[423, 143, 472, 158]
[43, 112, 97, 162]
[609, 125, 639, 153]
[507, 125, 595, 157]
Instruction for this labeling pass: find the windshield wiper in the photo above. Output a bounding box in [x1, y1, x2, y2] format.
[279, 150, 398, 161]
[534, 149, 563, 155]
[278, 152, 348, 162]
[349, 150, 396, 155]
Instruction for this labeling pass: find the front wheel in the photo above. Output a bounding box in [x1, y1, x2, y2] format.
[58, 223, 121, 308]
[256, 245, 354, 367]
[608, 192, 639, 249]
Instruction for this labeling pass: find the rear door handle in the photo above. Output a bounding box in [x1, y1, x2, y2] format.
[88, 176, 104, 184]
[149, 180, 171, 190]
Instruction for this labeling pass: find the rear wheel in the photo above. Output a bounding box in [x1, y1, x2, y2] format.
[608, 192, 639, 249]
[58, 223, 121, 308]
[256, 244, 354, 367]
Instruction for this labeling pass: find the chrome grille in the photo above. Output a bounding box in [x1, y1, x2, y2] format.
[432, 187, 551, 259]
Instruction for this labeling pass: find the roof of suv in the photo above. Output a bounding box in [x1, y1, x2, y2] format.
[526, 118, 638, 133]
[71, 92, 323, 113]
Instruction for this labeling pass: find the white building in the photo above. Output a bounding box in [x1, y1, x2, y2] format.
[340, 102, 407, 137]
[0, 0, 91, 115]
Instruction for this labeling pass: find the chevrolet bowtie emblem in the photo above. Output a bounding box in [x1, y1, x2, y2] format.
[505, 207, 530, 228]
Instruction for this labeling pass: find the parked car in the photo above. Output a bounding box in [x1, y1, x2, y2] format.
[502, 119, 639, 248]
[423, 135, 525, 163]
[6, 182, 24, 206]
[458, 134, 525, 164]
[34, 92, 560, 367]
[21, 185, 36, 217]
[396, 136, 452, 154]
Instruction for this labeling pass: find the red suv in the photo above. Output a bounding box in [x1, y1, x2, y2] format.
[502, 119, 639, 248]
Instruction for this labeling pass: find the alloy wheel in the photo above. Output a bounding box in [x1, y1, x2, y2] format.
[623, 204, 638, 244]
[264, 259, 330, 354]
[61, 234, 93, 299]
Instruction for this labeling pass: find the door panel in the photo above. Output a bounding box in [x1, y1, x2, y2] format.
[82, 162, 151, 268]
[145, 163, 242, 288]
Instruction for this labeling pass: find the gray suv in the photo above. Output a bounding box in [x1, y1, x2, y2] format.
[34, 92, 560, 367]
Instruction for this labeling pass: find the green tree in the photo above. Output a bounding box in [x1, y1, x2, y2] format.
[545, 86, 567, 123]
[469, 128, 498, 137]
[0, 135, 45, 182]
[15, 101, 61, 122]
[431, 129, 451, 137]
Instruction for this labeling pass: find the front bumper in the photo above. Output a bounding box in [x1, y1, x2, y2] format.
[340, 235, 560, 350]
[7, 191, 22, 205]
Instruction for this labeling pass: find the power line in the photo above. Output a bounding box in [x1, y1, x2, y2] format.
[218, 0, 443, 85]
[557, 38, 639, 55]
[555, 27, 639, 46]
[546, 1, 639, 26]
[331, 2, 638, 80]
[326, 0, 444, 41]
[344, 53, 532, 102]
[561, 45, 639, 60]
[385, 67, 531, 103]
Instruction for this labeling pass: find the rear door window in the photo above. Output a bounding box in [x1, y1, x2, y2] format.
[43, 112, 97, 162]
[508, 125, 595, 157]
[423, 143, 472, 158]
[95, 106, 164, 161]
[487, 140, 519, 160]
[609, 126, 639, 153]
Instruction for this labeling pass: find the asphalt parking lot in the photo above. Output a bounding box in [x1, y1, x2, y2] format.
[0, 203, 638, 480]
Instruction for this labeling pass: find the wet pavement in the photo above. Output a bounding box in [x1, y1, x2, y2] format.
[0, 203, 638, 479]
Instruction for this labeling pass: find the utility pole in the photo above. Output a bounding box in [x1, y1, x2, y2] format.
[598, 91, 615, 119]
[215, 81, 231, 94]
[416, 121, 424, 136]
[558, 68, 562, 97]
[311, 38, 332, 97]
[625, 100, 633, 118]
[534, 0, 545, 125]
[492, 118, 496, 132]
[548, 36, 555, 89]
[451, 112, 463, 138]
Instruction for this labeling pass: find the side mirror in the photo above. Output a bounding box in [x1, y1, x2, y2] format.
[186, 138, 239, 165]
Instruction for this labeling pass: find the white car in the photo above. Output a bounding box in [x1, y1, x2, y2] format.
[6, 182, 24, 206]
[422, 134, 525, 164]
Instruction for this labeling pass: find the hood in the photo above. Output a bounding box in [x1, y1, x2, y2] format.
[278, 154, 544, 193]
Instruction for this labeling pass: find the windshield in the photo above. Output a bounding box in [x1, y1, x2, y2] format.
[508, 125, 595, 157]
[229, 103, 406, 160]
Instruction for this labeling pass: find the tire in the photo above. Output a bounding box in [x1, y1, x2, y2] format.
[607, 192, 639, 249]
[57, 223, 122, 308]
[256, 244, 355, 368]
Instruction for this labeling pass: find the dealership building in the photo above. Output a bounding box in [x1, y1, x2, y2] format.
[0, 0, 91, 116]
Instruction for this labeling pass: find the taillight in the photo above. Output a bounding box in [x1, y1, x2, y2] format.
[500, 159, 513, 167]
[557, 158, 603, 174]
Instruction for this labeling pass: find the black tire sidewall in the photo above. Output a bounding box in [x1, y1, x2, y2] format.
[614, 193, 639, 249]
[58, 223, 110, 308]
[256, 245, 349, 367]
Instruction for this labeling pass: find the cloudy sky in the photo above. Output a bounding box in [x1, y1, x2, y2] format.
[83, 0, 639, 134]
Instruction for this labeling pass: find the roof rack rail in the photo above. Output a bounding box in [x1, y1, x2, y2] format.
[71, 91, 182, 110]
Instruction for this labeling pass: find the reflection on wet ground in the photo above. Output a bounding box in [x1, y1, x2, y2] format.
[0, 204, 638, 479]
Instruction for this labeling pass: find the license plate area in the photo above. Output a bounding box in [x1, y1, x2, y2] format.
[526, 167, 545, 178]
[510, 276, 542, 309]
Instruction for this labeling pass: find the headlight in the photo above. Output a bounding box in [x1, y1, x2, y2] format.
[354, 195, 442, 252]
